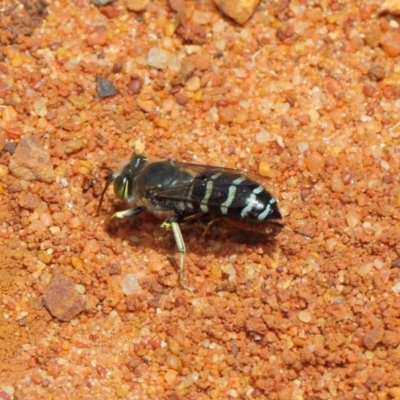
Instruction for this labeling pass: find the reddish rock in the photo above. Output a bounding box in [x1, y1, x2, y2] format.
[9, 135, 55, 183]
[42, 275, 85, 321]
[363, 327, 384, 350]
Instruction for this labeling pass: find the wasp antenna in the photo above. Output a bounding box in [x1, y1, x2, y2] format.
[96, 174, 116, 216]
[266, 221, 313, 239]
[284, 225, 313, 239]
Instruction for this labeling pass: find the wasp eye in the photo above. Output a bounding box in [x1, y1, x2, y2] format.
[114, 175, 131, 201]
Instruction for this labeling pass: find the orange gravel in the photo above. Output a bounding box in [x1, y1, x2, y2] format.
[1, 0, 400, 399]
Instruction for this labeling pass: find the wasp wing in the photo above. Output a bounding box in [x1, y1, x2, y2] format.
[151, 161, 273, 212]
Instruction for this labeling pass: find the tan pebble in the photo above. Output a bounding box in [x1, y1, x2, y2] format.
[31, 372, 43, 385]
[70, 216, 82, 228]
[87, 30, 108, 47]
[258, 162, 277, 178]
[357, 263, 372, 277]
[298, 310, 312, 323]
[71, 256, 83, 269]
[33, 97, 48, 117]
[164, 369, 178, 384]
[38, 251, 53, 265]
[325, 238, 337, 253]
[114, 384, 130, 398]
[304, 152, 325, 173]
[214, 0, 261, 25]
[380, 31, 400, 57]
[148, 260, 164, 273]
[40, 212, 53, 227]
[127, 0, 151, 12]
[65, 139, 84, 154]
[0, 165, 9, 178]
[49, 226, 60, 235]
[210, 264, 222, 279]
[278, 386, 294, 400]
[68, 95, 86, 110]
[166, 354, 182, 370]
[137, 98, 156, 113]
[2, 105, 18, 123]
[218, 105, 236, 124]
[345, 210, 360, 228]
[389, 387, 400, 397]
[134, 140, 145, 154]
[331, 175, 345, 193]
[185, 76, 201, 92]
[167, 338, 181, 355]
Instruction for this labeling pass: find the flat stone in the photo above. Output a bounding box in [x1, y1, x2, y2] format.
[9, 135, 55, 183]
[42, 275, 85, 322]
[214, 0, 261, 25]
[96, 76, 119, 98]
[127, 0, 151, 12]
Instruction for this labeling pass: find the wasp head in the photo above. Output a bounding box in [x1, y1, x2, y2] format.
[96, 154, 148, 215]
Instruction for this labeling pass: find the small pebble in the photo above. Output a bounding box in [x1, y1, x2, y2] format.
[345, 210, 360, 228]
[147, 47, 171, 69]
[96, 76, 119, 98]
[42, 275, 85, 321]
[164, 369, 178, 384]
[368, 65, 386, 82]
[380, 31, 400, 57]
[214, 0, 261, 25]
[166, 354, 182, 370]
[120, 274, 140, 295]
[2, 106, 18, 123]
[304, 152, 325, 174]
[0, 165, 8, 178]
[258, 162, 276, 178]
[185, 76, 200, 92]
[9, 135, 55, 183]
[298, 310, 312, 323]
[255, 130, 271, 143]
[389, 387, 400, 397]
[33, 98, 48, 117]
[127, 0, 151, 12]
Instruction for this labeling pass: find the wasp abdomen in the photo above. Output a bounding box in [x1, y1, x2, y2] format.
[185, 171, 282, 221]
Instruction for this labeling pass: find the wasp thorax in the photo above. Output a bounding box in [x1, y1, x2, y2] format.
[114, 174, 134, 201]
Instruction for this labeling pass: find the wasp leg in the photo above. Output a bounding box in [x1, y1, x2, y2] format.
[162, 217, 195, 293]
[201, 217, 220, 239]
[110, 206, 147, 221]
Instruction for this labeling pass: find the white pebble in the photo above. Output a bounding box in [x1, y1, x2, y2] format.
[297, 141, 309, 153]
[1, 386, 15, 396]
[75, 284, 86, 294]
[255, 130, 271, 143]
[120, 274, 140, 295]
[391, 282, 400, 294]
[33, 97, 48, 117]
[147, 47, 171, 69]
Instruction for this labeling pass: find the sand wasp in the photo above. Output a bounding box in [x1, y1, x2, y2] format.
[97, 154, 306, 292]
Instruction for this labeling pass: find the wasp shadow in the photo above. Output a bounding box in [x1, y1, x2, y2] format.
[103, 209, 282, 266]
